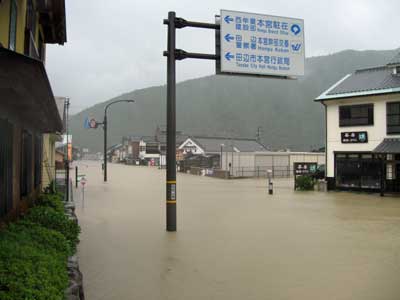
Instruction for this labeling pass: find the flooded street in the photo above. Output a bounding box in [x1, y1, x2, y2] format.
[74, 161, 400, 300]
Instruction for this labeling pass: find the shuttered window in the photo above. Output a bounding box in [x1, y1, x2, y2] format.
[339, 104, 374, 127]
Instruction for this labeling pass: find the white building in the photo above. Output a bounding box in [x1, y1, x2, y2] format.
[179, 136, 267, 155]
[316, 52, 400, 193]
[179, 136, 324, 177]
[221, 151, 325, 177]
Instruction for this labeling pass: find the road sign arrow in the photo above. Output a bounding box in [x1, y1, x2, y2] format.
[224, 33, 234, 42]
[224, 15, 233, 24]
[225, 52, 234, 61]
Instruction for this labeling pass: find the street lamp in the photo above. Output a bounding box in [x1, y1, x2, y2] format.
[103, 99, 134, 182]
[220, 143, 224, 169]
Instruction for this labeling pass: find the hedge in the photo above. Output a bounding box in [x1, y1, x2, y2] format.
[295, 175, 315, 191]
[0, 192, 80, 300]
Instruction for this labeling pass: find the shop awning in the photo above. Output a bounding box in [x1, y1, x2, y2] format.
[0, 47, 63, 133]
[372, 138, 400, 154]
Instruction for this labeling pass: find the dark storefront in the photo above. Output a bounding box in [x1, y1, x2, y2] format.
[334, 139, 400, 194]
[335, 153, 382, 191]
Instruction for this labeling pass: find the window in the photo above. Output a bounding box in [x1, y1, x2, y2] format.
[24, 0, 39, 59]
[26, 0, 36, 37]
[335, 153, 381, 189]
[0, 119, 14, 217]
[387, 102, 400, 134]
[339, 104, 374, 127]
[20, 130, 33, 197]
[9, 0, 17, 51]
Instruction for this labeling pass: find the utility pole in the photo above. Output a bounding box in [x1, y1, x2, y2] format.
[256, 126, 263, 143]
[165, 12, 177, 231]
[64, 98, 70, 202]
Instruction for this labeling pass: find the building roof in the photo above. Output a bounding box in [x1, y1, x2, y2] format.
[316, 52, 400, 101]
[55, 97, 66, 132]
[0, 47, 63, 132]
[187, 136, 267, 153]
[372, 138, 400, 154]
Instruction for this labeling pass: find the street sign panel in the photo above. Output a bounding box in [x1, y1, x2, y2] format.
[220, 10, 304, 77]
[294, 162, 317, 176]
[80, 177, 87, 186]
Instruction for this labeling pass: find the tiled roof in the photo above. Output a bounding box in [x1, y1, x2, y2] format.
[316, 51, 400, 101]
[326, 66, 400, 96]
[373, 138, 400, 154]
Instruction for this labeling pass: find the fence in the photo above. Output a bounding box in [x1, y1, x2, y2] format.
[230, 165, 297, 178]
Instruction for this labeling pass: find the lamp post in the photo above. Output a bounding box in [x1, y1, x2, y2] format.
[220, 143, 224, 169]
[64, 98, 70, 201]
[103, 99, 134, 182]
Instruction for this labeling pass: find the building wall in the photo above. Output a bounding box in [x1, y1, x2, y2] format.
[325, 93, 400, 178]
[0, 115, 41, 222]
[221, 151, 325, 177]
[0, 0, 46, 57]
[0, 0, 11, 47]
[178, 138, 205, 155]
[42, 133, 57, 189]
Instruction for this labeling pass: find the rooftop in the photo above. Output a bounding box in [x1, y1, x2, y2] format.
[185, 136, 267, 153]
[316, 51, 400, 101]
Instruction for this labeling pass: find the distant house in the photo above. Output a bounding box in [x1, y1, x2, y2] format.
[178, 136, 267, 172]
[107, 144, 124, 163]
[315, 51, 400, 193]
[179, 136, 267, 155]
[120, 126, 187, 166]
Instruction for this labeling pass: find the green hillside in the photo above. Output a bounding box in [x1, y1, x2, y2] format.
[69, 49, 398, 152]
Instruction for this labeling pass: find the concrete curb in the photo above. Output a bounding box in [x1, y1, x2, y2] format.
[64, 202, 85, 300]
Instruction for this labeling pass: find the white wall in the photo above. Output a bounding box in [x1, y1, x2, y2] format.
[325, 94, 400, 177]
[221, 151, 325, 176]
[178, 138, 205, 155]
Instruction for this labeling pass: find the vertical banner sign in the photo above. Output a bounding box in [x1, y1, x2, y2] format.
[63, 135, 73, 161]
[220, 10, 305, 77]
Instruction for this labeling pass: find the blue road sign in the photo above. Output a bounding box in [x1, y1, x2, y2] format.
[84, 117, 90, 129]
[220, 9, 305, 77]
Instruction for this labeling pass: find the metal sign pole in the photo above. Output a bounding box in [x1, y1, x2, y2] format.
[75, 166, 78, 188]
[166, 11, 177, 231]
[103, 113, 107, 182]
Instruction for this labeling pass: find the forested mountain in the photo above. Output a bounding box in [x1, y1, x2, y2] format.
[70, 49, 398, 152]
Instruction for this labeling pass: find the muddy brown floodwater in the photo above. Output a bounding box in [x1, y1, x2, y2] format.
[73, 161, 400, 300]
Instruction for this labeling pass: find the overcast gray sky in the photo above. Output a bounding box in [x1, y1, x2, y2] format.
[46, 0, 400, 114]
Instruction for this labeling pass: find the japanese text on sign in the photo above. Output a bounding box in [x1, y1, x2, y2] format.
[220, 10, 305, 77]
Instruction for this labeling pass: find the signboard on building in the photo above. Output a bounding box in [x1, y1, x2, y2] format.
[219, 10, 305, 77]
[341, 131, 368, 144]
[293, 162, 317, 176]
